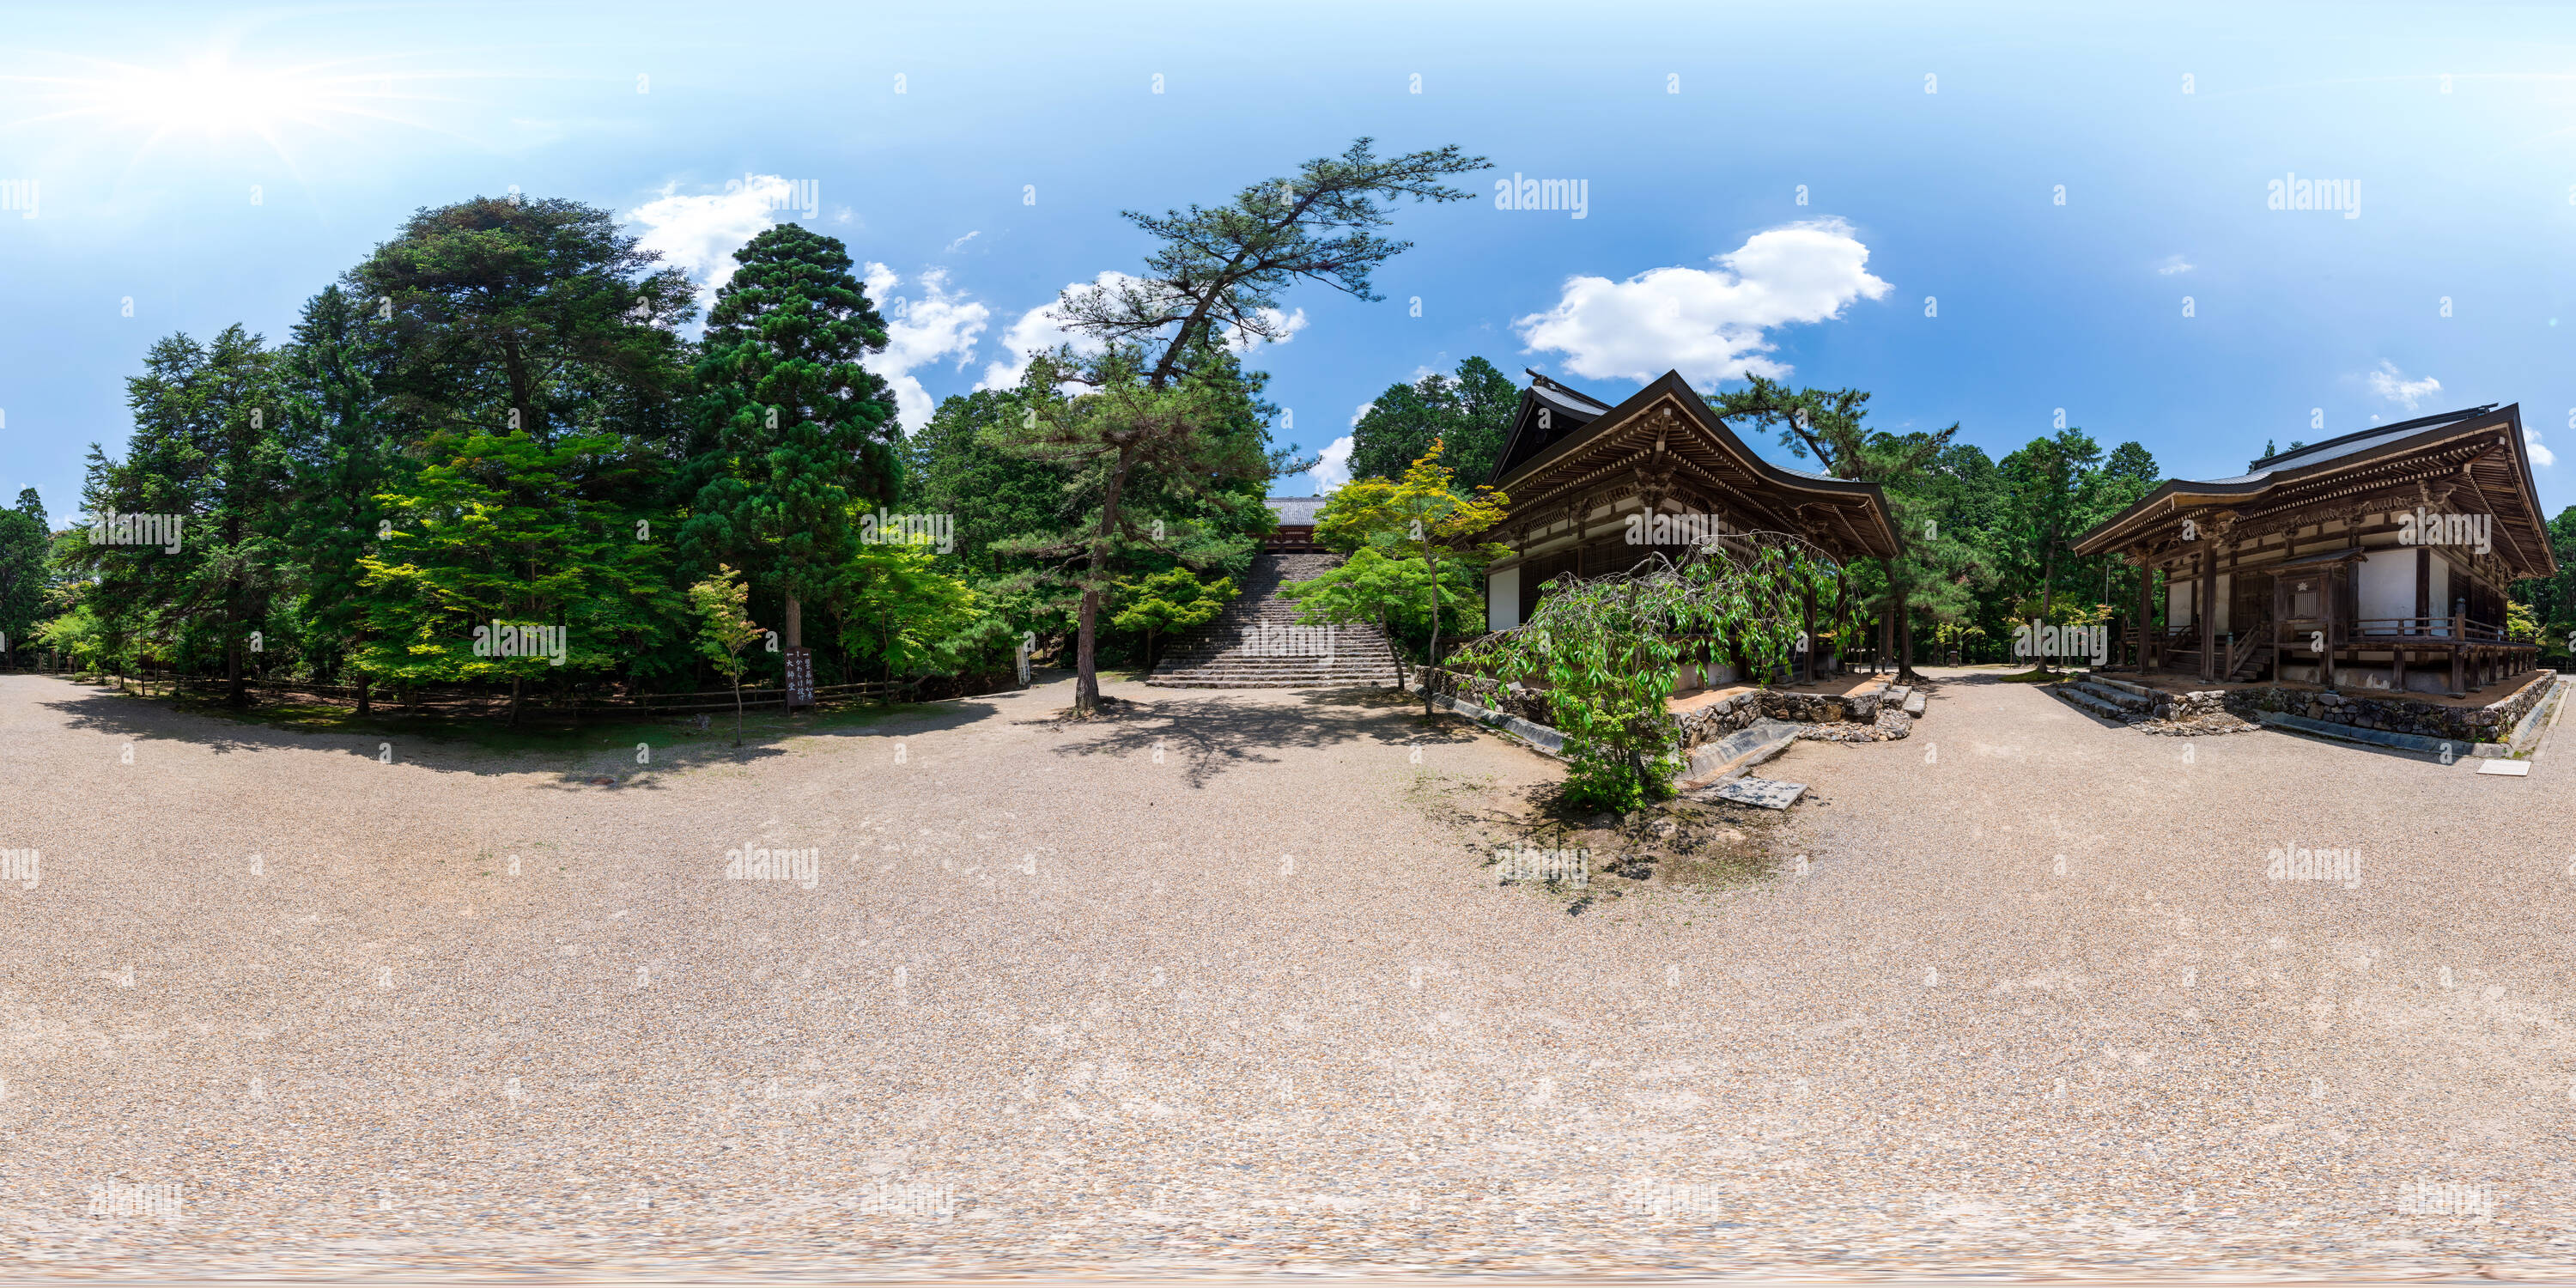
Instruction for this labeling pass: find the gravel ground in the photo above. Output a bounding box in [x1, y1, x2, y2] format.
[3, 667, 2573, 1279]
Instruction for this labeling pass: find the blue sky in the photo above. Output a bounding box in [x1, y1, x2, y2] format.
[5, 0, 2573, 523]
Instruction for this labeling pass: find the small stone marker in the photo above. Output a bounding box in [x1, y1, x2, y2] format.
[1902, 691, 1928, 718]
[1702, 775, 1807, 809]
[2475, 759, 2530, 776]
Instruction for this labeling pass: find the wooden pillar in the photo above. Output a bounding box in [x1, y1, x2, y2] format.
[2321, 565, 2337, 690]
[1800, 585, 1815, 685]
[2450, 613, 2464, 693]
[2392, 641, 2407, 694]
[2135, 557, 2152, 671]
[2198, 546, 2215, 683]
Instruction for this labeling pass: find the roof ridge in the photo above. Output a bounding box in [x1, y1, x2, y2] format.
[2248, 404, 2500, 471]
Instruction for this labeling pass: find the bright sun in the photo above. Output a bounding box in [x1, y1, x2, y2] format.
[106, 58, 329, 136]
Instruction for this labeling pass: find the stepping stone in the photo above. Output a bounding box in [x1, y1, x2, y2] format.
[1902, 692, 1927, 718]
[2476, 759, 2531, 776]
[1699, 775, 1807, 809]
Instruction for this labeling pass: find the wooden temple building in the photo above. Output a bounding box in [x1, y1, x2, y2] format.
[2070, 403, 2555, 696]
[1474, 370, 1901, 684]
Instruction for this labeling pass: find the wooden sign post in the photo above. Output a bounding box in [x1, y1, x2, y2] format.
[784, 646, 815, 710]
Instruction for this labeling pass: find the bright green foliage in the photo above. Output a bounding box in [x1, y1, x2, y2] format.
[836, 540, 999, 683]
[352, 428, 677, 714]
[906, 386, 1078, 580]
[688, 564, 764, 745]
[1452, 537, 1856, 812]
[1312, 438, 1510, 714]
[1347, 356, 1518, 486]
[1111, 566, 1237, 669]
[2509, 507, 2576, 666]
[1280, 544, 1460, 690]
[680, 224, 901, 623]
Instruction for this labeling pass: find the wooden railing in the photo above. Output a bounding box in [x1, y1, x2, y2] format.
[2346, 616, 2530, 645]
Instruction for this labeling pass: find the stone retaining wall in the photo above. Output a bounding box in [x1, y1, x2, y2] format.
[2216, 671, 2555, 743]
[1430, 665, 1894, 756]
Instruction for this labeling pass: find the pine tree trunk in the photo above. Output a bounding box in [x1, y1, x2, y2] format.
[509, 675, 523, 727]
[1382, 610, 1406, 691]
[1421, 546, 1442, 717]
[227, 635, 246, 708]
[355, 673, 371, 716]
[1075, 459, 1130, 716]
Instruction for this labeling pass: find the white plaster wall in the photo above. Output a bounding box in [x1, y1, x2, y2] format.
[1487, 566, 1521, 633]
[2357, 550, 2414, 624]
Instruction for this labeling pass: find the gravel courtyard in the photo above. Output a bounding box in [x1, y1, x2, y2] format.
[3, 668, 2573, 1279]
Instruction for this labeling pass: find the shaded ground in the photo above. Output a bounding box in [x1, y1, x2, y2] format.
[3, 667, 2573, 1278]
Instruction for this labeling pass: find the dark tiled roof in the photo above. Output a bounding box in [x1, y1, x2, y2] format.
[2202, 405, 2501, 485]
[1265, 496, 1327, 526]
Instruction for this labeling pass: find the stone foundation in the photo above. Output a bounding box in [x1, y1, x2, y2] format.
[2217, 671, 2554, 744]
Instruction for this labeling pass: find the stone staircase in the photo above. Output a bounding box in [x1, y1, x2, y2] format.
[1146, 552, 1403, 689]
[2051, 672, 2159, 724]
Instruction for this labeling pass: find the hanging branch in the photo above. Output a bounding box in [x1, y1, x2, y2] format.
[1446, 532, 1855, 811]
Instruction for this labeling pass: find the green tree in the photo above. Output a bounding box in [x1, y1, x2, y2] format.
[1280, 544, 1453, 690]
[353, 428, 677, 723]
[1347, 356, 1518, 485]
[0, 503, 46, 665]
[1996, 430, 2106, 671]
[1111, 566, 1236, 671]
[276, 284, 404, 702]
[689, 564, 764, 747]
[1708, 376, 1975, 680]
[906, 386, 1077, 580]
[1313, 438, 1510, 715]
[1001, 138, 1489, 714]
[75, 325, 293, 702]
[679, 224, 901, 656]
[350, 195, 695, 448]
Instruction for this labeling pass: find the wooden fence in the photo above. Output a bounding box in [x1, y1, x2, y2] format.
[56, 671, 974, 724]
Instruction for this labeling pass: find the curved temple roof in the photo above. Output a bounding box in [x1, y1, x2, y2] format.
[1485, 369, 1901, 562]
[2069, 403, 2557, 580]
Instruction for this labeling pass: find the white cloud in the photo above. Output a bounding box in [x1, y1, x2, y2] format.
[1224, 307, 1307, 353]
[625, 175, 795, 306]
[2156, 253, 2194, 276]
[860, 264, 991, 431]
[978, 271, 1133, 390]
[2526, 427, 2556, 469]
[945, 230, 980, 252]
[2366, 360, 2442, 412]
[1303, 404, 1376, 494]
[1513, 218, 1892, 386]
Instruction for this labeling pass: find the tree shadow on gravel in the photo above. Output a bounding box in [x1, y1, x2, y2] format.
[1041, 686, 1491, 788]
[33, 681, 999, 786]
